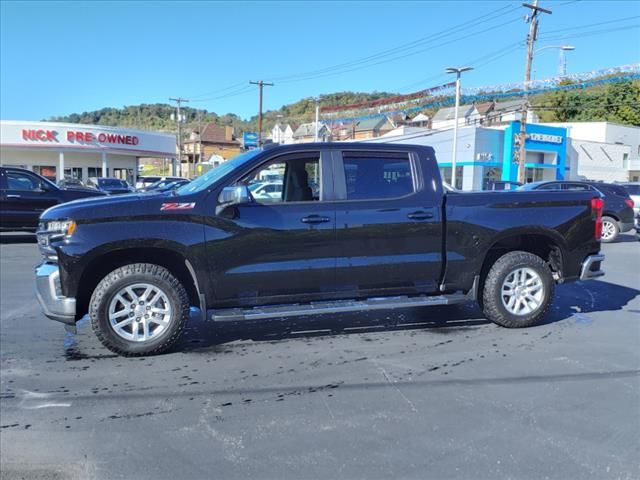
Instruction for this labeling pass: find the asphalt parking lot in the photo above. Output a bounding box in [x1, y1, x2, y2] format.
[1, 233, 639, 480]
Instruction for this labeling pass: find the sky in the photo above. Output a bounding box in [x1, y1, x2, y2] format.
[1, 0, 639, 122]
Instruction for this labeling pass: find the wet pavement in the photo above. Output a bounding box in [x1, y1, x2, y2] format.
[1, 233, 639, 480]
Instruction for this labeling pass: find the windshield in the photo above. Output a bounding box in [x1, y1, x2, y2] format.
[176, 149, 263, 195]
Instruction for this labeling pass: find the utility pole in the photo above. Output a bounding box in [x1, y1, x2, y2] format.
[170, 97, 189, 176]
[445, 66, 473, 190]
[198, 110, 203, 166]
[249, 80, 274, 146]
[517, 0, 552, 184]
[314, 98, 320, 142]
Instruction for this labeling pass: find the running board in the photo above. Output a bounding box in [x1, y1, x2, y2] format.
[211, 291, 472, 322]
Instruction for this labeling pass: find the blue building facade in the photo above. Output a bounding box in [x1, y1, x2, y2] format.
[502, 121, 568, 182]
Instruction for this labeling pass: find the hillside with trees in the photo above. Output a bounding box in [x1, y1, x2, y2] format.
[47, 79, 639, 137]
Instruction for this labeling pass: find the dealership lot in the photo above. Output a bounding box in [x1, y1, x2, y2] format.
[1, 234, 639, 480]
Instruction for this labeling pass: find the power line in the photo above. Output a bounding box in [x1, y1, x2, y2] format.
[540, 23, 640, 41]
[541, 14, 640, 34]
[267, 5, 520, 83]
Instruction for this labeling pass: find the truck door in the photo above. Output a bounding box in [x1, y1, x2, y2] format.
[208, 150, 337, 305]
[332, 148, 444, 297]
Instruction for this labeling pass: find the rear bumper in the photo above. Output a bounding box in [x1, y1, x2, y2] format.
[34, 263, 76, 325]
[580, 254, 605, 281]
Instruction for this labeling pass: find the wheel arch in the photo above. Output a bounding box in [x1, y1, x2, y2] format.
[478, 228, 566, 302]
[75, 246, 200, 320]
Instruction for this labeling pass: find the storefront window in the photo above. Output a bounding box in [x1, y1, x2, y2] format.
[64, 167, 83, 180]
[88, 167, 106, 178]
[525, 167, 546, 183]
[33, 165, 57, 181]
[439, 166, 463, 190]
[112, 168, 134, 184]
[482, 167, 502, 190]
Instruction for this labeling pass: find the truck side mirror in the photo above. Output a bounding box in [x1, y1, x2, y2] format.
[218, 185, 250, 206]
[216, 185, 251, 216]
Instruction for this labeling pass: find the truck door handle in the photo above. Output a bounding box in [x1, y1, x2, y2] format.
[6, 194, 21, 199]
[301, 215, 331, 224]
[407, 211, 433, 220]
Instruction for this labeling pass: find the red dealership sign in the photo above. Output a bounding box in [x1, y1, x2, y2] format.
[21, 129, 139, 146]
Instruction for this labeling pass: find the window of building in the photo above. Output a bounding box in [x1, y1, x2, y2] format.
[63, 167, 83, 180]
[88, 167, 107, 178]
[243, 155, 320, 203]
[439, 166, 463, 190]
[343, 153, 413, 200]
[32, 165, 57, 181]
[622, 153, 629, 169]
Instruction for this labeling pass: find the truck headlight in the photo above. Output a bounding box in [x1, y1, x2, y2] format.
[45, 220, 77, 237]
[37, 220, 76, 262]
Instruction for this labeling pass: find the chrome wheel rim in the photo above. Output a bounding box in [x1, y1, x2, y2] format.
[501, 268, 544, 316]
[108, 283, 172, 342]
[601, 220, 616, 240]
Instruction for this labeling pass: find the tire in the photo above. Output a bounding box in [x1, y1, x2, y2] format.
[481, 251, 554, 328]
[600, 216, 619, 243]
[89, 263, 190, 356]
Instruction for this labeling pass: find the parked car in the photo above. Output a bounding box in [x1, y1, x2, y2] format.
[618, 183, 640, 216]
[140, 178, 189, 193]
[57, 177, 95, 191]
[35, 143, 604, 356]
[0, 166, 107, 232]
[87, 177, 134, 195]
[136, 176, 183, 191]
[485, 180, 523, 191]
[249, 181, 283, 201]
[517, 180, 635, 243]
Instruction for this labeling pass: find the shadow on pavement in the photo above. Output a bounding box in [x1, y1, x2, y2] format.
[0, 233, 37, 244]
[176, 279, 639, 353]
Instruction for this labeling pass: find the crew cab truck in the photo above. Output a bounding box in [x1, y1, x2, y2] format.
[35, 143, 605, 356]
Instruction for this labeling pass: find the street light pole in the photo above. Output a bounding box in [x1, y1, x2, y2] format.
[533, 44, 575, 76]
[445, 66, 473, 189]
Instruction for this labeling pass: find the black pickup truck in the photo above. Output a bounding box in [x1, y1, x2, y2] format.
[35, 143, 605, 356]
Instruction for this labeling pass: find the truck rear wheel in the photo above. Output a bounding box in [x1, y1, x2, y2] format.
[89, 263, 190, 356]
[481, 251, 554, 328]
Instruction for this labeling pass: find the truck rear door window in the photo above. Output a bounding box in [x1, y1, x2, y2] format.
[342, 153, 413, 200]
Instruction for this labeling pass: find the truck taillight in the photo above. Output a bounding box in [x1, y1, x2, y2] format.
[624, 198, 634, 209]
[591, 197, 604, 240]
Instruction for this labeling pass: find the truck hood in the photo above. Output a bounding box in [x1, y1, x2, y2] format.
[41, 191, 176, 222]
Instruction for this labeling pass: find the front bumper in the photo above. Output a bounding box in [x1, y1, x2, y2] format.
[580, 254, 605, 281]
[35, 263, 76, 325]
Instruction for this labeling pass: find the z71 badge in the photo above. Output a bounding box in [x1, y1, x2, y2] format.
[160, 202, 196, 211]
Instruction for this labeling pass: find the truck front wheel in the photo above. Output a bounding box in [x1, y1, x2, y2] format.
[481, 251, 554, 328]
[89, 263, 190, 356]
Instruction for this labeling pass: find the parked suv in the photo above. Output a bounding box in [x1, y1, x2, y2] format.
[0, 167, 107, 232]
[35, 143, 605, 356]
[619, 183, 640, 216]
[518, 181, 635, 242]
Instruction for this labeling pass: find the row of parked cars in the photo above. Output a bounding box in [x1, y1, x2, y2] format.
[0, 164, 638, 241]
[0, 167, 190, 232]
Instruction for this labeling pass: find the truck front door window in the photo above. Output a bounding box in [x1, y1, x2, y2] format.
[244, 156, 320, 203]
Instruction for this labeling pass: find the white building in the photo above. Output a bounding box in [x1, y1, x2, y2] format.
[271, 123, 294, 144]
[0, 120, 176, 183]
[544, 122, 640, 182]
